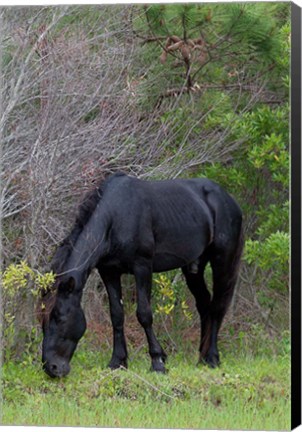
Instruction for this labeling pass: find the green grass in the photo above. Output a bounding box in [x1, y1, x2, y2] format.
[2, 348, 290, 430]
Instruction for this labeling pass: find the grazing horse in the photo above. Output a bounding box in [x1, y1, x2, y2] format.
[40, 172, 243, 378]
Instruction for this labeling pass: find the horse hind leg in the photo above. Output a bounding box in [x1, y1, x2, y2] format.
[201, 228, 244, 368]
[200, 259, 236, 367]
[182, 256, 212, 364]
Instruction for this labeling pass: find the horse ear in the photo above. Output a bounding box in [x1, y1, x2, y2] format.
[58, 276, 75, 294]
[66, 276, 75, 293]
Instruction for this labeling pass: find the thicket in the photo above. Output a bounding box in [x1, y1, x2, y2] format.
[1, 3, 290, 362]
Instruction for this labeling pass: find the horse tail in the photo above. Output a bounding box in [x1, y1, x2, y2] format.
[229, 218, 244, 288]
[199, 221, 244, 360]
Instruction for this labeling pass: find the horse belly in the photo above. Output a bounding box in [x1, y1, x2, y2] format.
[152, 228, 207, 272]
[153, 254, 189, 272]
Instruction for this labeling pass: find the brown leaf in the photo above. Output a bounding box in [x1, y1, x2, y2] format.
[192, 38, 205, 50]
[160, 50, 168, 64]
[180, 44, 190, 61]
[170, 35, 181, 43]
[205, 10, 212, 22]
[167, 41, 183, 52]
[198, 51, 207, 64]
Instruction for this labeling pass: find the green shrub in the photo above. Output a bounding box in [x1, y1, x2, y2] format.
[1, 261, 55, 361]
[244, 231, 289, 293]
[153, 273, 192, 321]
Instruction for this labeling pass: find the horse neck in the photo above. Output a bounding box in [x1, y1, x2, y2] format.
[65, 210, 108, 278]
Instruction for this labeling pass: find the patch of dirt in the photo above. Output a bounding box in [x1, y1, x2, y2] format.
[86, 315, 146, 350]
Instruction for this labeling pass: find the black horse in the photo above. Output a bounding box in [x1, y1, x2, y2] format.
[40, 172, 243, 378]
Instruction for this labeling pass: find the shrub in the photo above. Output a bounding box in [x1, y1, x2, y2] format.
[1, 261, 55, 361]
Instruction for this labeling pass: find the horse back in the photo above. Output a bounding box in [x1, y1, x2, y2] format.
[101, 175, 241, 272]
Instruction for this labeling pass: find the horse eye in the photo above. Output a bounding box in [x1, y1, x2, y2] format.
[51, 310, 66, 325]
[60, 317, 67, 324]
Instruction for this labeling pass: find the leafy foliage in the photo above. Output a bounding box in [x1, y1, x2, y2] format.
[2, 261, 55, 297]
[138, 3, 288, 95]
[153, 273, 192, 320]
[201, 101, 289, 309]
[245, 232, 289, 292]
[1, 262, 55, 361]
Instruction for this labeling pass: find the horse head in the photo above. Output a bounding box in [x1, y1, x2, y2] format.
[41, 276, 86, 378]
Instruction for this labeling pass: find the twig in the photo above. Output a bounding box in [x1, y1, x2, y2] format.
[119, 366, 176, 400]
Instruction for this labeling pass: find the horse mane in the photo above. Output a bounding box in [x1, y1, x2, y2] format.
[37, 183, 104, 325]
[51, 182, 104, 275]
[37, 172, 126, 325]
[51, 172, 126, 274]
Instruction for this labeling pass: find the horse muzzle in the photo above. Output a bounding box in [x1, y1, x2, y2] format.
[43, 357, 71, 378]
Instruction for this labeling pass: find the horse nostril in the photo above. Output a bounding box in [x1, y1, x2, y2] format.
[44, 358, 71, 378]
[49, 361, 70, 377]
[50, 363, 58, 372]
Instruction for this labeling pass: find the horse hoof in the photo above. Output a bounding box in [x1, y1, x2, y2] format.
[207, 359, 220, 369]
[151, 357, 166, 373]
[199, 354, 220, 369]
[108, 359, 127, 370]
[151, 366, 166, 373]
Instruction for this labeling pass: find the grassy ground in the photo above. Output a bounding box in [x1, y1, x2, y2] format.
[2, 345, 290, 430]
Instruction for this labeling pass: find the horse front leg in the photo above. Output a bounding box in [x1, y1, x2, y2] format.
[134, 262, 167, 372]
[99, 269, 128, 370]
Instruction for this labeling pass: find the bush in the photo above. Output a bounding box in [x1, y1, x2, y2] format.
[1, 261, 55, 361]
[244, 231, 289, 293]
